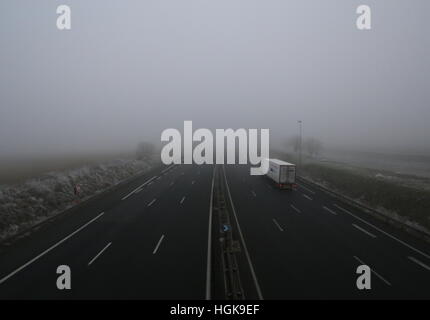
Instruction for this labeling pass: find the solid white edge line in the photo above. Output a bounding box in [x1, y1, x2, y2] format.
[88, 242, 112, 266]
[153, 235, 165, 254]
[323, 206, 337, 215]
[352, 224, 377, 238]
[206, 165, 215, 300]
[353, 255, 392, 286]
[121, 176, 157, 200]
[334, 204, 430, 260]
[272, 219, 284, 232]
[408, 256, 430, 271]
[0, 212, 105, 285]
[161, 164, 175, 174]
[223, 165, 264, 300]
[290, 205, 301, 213]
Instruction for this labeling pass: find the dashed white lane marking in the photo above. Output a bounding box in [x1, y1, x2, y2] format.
[302, 194, 313, 201]
[290, 205, 301, 213]
[153, 235, 165, 254]
[408, 256, 430, 271]
[251, 190, 256, 197]
[0, 212, 105, 285]
[334, 204, 430, 260]
[121, 176, 157, 200]
[272, 219, 284, 232]
[88, 242, 112, 266]
[323, 206, 337, 215]
[180, 196, 186, 204]
[352, 224, 377, 239]
[147, 198, 157, 207]
[191, 180, 195, 185]
[298, 184, 315, 194]
[353, 255, 392, 286]
[170, 181, 174, 186]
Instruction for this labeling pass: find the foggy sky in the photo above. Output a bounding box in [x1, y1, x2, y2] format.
[1, 0, 429, 157]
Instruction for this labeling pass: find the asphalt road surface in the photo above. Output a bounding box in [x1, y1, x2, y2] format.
[0, 163, 429, 299]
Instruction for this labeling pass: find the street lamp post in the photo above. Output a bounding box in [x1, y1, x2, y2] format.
[298, 120, 302, 168]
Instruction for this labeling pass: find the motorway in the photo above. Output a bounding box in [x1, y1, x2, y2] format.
[0, 163, 429, 299]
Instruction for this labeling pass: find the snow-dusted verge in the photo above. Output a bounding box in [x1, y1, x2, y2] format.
[300, 173, 430, 239]
[0, 159, 152, 241]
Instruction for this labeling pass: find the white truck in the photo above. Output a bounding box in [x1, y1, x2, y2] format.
[264, 158, 296, 189]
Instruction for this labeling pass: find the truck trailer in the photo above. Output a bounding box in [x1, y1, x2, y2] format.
[264, 158, 296, 189]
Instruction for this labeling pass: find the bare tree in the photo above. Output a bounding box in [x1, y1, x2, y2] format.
[136, 141, 155, 160]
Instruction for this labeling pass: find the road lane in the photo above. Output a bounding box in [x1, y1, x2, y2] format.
[0, 162, 429, 299]
[0, 164, 212, 299]
[223, 164, 430, 299]
[71, 164, 213, 299]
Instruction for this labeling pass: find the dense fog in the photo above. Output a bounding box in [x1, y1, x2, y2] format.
[1, 0, 429, 157]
